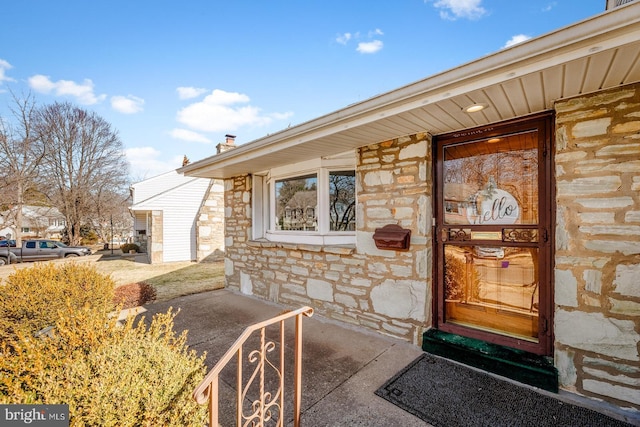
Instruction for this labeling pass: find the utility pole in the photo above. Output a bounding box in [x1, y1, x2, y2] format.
[110, 215, 114, 255]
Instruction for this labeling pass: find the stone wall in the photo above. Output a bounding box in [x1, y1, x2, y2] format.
[224, 134, 433, 344]
[554, 82, 640, 410]
[196, 179, 225, 261]
[149, 210, 163, 264]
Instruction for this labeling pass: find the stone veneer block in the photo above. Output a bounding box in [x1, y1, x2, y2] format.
[555, 350, 577, 389]
[575, 196, 633, 209]
[571, 117, 611, 138]
[371, 280, 426, 321]
[583, 270, 602, 294]
[557, 176, 621, 196]
[555, 269, 578, 307]
[554, 310, 640, 361]
[614, 264, 640, 297]
[582, 379, 640, 407]
[307, 278, 334, 302]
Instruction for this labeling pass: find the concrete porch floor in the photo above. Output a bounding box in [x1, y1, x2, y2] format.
[144, 289, 426, 426]
[142, 289, 638, 427]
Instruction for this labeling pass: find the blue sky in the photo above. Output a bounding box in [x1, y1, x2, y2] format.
[0, 0, 605, 179]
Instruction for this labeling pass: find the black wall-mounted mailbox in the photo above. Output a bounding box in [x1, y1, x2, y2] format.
[372, 224, 411, 251]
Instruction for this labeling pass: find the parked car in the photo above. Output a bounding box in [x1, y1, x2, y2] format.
[0, 239, 17, 247]
[0, 248, 17, 265]
[474, 246, 505, 259]
[10, 239, 92, 262]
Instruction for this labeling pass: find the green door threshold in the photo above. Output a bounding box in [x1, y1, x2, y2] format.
[422, 329, 558, 393]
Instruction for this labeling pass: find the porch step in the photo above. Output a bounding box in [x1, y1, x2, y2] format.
[422, 329, 558, 393]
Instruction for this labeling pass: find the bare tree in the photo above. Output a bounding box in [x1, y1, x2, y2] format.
[91, 188, 132, 244]
[329, 171, 355, 231]
[36, 102, 129, 245]
[0, 92, 46, 245]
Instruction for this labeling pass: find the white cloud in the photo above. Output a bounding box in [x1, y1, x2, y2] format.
[28, 74, 106, 105]
[503, 34, 531, 48]
[429, 0, 487, 20]
[337, 29, 384, 53]
[542, 2, 557, 12]
[176, 89, 292, 133]
[177, 86, 208, 100]
[111, 95, 144, 114]
[126, 146, 183, 179]
[0, 59, 15, 84]
[336, 32, 352, 45]
[357, 40, 384, 54]
[170, 128, 212, 144]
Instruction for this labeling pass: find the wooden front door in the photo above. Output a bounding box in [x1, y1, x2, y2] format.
[434, 113, 554, 355]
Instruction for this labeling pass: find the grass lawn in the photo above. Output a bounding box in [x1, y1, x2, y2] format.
[0, 249, 226, 303]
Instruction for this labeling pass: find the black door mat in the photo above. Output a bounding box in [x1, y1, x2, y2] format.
[375, 354, 634, 427]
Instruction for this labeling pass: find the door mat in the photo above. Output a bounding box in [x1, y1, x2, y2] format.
[375, 354, 634, 427]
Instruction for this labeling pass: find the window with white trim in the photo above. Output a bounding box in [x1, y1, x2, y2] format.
[275, 173, 318, 231]
[253, 154, 356, 245]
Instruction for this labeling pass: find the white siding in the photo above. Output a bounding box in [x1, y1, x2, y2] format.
[153, 179, 210, 262]
[130, 170, 214, 263]
[131, 171, 198, 205]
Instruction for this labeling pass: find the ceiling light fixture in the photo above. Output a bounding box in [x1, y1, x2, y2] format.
[464, 103, 488, 113]
[487, 138, 501, 143]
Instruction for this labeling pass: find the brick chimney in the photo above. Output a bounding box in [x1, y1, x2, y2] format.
[216, 134, 237, 154]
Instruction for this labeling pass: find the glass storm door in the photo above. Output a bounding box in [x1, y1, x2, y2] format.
[434, 114, 553, 355]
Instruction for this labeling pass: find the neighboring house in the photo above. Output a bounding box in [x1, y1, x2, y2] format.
[129, 169, 225, 263]
[181, 3, 640, 421]
[0, 205, 66, 240]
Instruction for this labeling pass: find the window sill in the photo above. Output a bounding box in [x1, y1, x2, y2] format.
[264, 231, 355, 246]
[247, 239, 356, 255]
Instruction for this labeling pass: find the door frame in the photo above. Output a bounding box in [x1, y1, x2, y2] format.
[432, 112, 555, 356]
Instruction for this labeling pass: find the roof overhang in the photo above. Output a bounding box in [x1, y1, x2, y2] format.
[181, 3, 640, 179]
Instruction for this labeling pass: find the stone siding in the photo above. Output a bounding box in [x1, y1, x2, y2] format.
[554, 82, 640, 410]
[149, 210, 163, 264]
[221, 84, 640, 413]
[196, 179, 225, 261]
[224, 134, 433, 344]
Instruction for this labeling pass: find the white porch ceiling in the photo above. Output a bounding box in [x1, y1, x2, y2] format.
[182, 3, 640, 179]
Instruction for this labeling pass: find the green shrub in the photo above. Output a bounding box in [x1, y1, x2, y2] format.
[444, 251, 482, 301]
[80, 229, 99, 245]
[120, 243, 140, 253]
[0, 262, 116, 344]
[0, 264, 207, 426]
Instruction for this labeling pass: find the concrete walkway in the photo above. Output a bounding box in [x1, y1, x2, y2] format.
[143, 289, 428, 427]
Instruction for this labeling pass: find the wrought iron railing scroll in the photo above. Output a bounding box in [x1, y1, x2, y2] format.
[193, 306, 314, 427]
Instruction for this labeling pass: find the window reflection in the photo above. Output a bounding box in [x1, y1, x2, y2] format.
[275, 174, 317, 231]
[329, 171, 356, 231]
[443, 132, 538, 226]
[444, 244, 539, 342]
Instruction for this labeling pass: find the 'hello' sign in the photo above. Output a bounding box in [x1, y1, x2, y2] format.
[466, 188, 519, 225]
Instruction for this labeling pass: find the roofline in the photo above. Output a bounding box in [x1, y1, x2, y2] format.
[129, 169, 184, 189]
[130, 176, 209, 209]
[180, 3, 640, 178]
